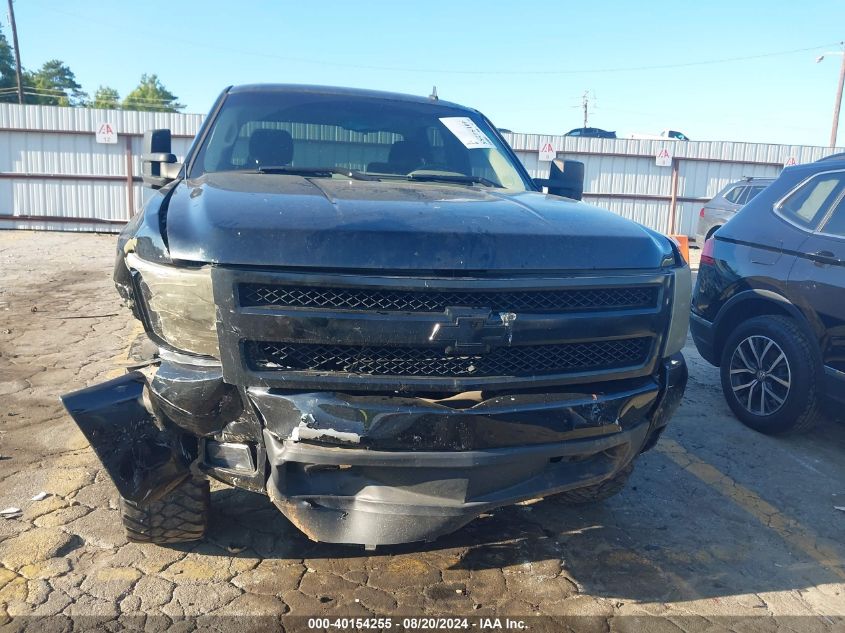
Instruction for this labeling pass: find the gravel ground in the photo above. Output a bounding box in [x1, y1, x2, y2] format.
[0, 230, 843, 630]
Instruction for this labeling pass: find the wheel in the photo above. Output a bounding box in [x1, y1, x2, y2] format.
[119, 476, 210, 544]
[551, 463, 633, 505]
[719, 315, 822, 434]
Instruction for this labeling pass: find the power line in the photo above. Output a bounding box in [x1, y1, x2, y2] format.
[319, 41, 842, 76]
[0, 88, 170, 107]
[14, 92, 181, 109]
[31, 6, 843, 76]
[0, 86, 183, 105]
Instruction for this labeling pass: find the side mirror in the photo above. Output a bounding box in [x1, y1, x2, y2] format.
[534, 159, 585, 200]
[141, 129, 182, 189]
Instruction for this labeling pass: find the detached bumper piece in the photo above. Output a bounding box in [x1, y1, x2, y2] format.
[61, 354, 686, 547]
[61, 372, 195, 504]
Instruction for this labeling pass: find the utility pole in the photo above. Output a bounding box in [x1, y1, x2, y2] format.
[830, 50, 845, 148]
[817, 43, 845, 148]
[6, 0, 24, 104]
[582, 91, 589, 128]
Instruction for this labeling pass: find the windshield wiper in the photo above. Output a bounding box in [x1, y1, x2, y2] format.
[406, 173, 502, 188]
[255, 166, 378, 181]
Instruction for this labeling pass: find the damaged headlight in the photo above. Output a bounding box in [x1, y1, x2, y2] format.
[663, 264, 691, 357]
[126, 253, 219, 358]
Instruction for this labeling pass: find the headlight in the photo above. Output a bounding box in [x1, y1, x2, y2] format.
[126, 253, 218, 358]
[663, 264, 691, 357]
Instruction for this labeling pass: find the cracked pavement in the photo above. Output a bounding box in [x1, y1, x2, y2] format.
[0, 231, 844, 629]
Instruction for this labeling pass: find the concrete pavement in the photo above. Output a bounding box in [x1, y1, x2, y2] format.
[0, 231, 843, 629]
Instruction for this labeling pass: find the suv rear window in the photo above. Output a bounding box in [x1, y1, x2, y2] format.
[777, 172, 845, 229]
[723, 186, 746, 204]
[744, 185, 767, 203]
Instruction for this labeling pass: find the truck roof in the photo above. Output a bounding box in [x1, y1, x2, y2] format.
[227, 84, 471, 111]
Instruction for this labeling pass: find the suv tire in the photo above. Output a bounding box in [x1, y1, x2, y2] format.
[119, 477, 210, 544]
[720, 315, 821, 434]
[551, 463, 633, 505]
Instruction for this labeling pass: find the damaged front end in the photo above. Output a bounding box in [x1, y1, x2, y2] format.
[63, 351, 270, 501]
[61, 372, 195, 505]
[62, 342, 686, 548]
[257, 358, 686, 547]
[64, 237, 689, 548]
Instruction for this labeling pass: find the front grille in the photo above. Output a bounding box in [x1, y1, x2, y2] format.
[239, 283, 658, 314]
[246, 338, 651, 377]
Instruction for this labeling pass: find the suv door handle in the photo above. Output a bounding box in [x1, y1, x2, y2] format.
[809, 250, 841, 266]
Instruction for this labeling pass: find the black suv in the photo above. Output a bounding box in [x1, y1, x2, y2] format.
[691, 157, 845, 434]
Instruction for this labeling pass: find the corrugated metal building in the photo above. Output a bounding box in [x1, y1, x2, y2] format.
[0, 104, 202, 232]
[1, 103, 841, 236]
[507, 135, 840, 236]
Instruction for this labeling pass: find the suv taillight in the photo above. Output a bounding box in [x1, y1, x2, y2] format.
[701, 237, 715, 266]
[699, 207, 705, 218]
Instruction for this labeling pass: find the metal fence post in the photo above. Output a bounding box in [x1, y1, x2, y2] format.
[125, 136, 135, 218]
[668, 158, 680, 234]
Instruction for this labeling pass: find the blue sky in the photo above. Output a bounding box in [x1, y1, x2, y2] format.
[6, 0, 845, 146]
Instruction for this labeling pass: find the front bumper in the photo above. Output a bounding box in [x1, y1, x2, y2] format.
[62, 353, 687, 547]
[264, 424, 649, 547]
[259, 354, 686, 547]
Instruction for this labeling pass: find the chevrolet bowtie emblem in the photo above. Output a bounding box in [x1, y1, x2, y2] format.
[429, 307, 516, 355]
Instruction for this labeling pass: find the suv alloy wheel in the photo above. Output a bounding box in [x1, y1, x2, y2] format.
[719, 316, 822, 434]
[727, 334, 791, 417]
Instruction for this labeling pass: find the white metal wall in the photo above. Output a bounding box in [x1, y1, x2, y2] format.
[1, 103, 842, 237]
[507, 135, 841, 236]
[0, 104, 202, 232]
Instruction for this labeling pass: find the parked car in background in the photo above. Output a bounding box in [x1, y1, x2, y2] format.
[565, 127, 617, 138]
[690, 157, 845, 434]
[629, 130, 690, 141]
[695, 177, 775, 244]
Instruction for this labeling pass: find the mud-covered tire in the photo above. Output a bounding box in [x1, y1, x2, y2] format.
[119, 477, 209, 544]
[552, 463, 633, 505]
[719, 315, 822, 435]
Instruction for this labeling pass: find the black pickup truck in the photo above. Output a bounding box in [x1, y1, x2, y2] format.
[62, 85, 689, 549]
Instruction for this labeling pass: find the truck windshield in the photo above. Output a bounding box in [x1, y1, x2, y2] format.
[189, 90, 530, 191]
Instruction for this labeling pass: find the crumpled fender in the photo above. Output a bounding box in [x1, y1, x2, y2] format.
[61, 372, 194, 504]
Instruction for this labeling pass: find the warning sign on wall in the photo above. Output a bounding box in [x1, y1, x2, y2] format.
[655, 147, 673, 167]
[95, 122, 117, 144]
[538, 142, 556, 162]
[783, 156, 798, 167]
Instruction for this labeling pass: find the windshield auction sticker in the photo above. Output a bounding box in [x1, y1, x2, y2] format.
[439, 117, 495, 149]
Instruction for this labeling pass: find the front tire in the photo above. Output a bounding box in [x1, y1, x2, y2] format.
[119, 476, 210, 544]
[719, 315, 822, 435]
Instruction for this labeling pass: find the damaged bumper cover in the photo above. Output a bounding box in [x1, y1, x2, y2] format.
[265, 425, 647, 547]
[258, 353, 687, 547]
[62, 352, 686, 547]
[60, 372, 196, 505]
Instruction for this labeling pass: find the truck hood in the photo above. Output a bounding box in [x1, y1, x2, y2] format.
[163, 173, 670, 271]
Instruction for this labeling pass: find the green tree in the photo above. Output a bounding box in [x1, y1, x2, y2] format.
[92, 85, 120, 109]
[25, 59, 88, 106]
[0, 25, 18, 103]
[122, 74, 183, 112]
